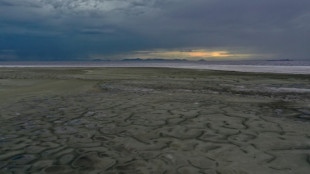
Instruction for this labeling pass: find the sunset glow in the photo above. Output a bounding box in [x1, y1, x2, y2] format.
[125, 50, 254, 60]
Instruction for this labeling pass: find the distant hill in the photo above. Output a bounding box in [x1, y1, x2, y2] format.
[266, 59, 292, 61]
[120, 58, 189, 62]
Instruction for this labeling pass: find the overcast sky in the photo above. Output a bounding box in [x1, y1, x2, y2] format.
[0, 0, 309, 61]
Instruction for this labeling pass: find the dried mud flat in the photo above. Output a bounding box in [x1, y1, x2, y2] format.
[0, 68, 310, 174]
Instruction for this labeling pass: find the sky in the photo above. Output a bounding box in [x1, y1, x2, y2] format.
[0, 0, 310, 61]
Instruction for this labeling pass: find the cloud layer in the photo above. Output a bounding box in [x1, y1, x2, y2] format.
[1, 0, 309, 60]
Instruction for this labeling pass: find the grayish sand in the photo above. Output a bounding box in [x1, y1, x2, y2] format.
[1, 61, 310, 74]
[0, 68, 310, 174]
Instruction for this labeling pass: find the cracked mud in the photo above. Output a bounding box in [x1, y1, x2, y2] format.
[0, 68, 310, 174]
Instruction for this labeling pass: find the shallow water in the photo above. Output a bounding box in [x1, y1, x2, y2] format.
[0, 68, 310, 174]
[1, 60, 310, 74]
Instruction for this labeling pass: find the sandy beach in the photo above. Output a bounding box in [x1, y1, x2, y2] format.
[0, 67, 310, 174]
[1, 61, 310, 74]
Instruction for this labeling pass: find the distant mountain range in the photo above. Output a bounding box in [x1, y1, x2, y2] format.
[120, 58, 190, 62]
[91, 58, 294, 62]
[91, 58, 202, 62]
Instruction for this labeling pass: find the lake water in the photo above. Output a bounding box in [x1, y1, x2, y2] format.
[1, 60, 310, 74]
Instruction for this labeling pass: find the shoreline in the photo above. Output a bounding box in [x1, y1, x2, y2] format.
[1, 62, 310, 74]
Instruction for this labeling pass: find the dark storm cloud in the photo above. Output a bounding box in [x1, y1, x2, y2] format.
[0, 0, 309, 60]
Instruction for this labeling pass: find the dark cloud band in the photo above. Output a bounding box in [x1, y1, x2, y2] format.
[0, 0, 309, 60]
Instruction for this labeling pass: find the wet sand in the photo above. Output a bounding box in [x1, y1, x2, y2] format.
[0, 68, 310, 174]
[2, 61, 310, 74]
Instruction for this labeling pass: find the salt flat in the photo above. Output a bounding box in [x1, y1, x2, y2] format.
[1, 61, 310, 74]
[173, 65, 310, 74]
[0, 68, 310, 174]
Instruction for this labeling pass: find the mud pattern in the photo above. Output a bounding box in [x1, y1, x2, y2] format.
[0, 68, 310, 173]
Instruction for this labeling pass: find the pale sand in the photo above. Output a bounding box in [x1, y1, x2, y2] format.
[0, 68, 310, 174]
[173, 65, 310, 74]
[1, 62, 310, 74]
